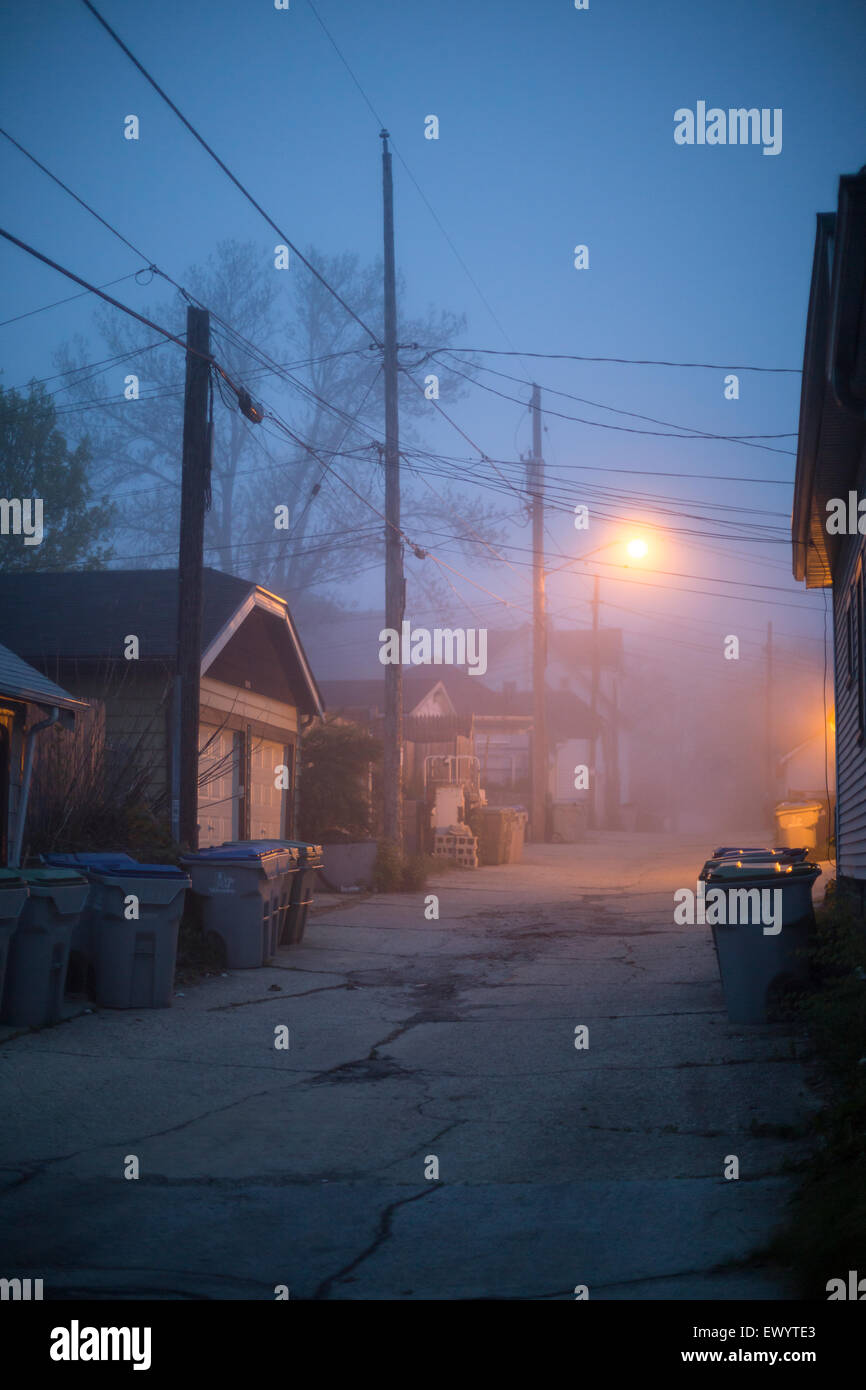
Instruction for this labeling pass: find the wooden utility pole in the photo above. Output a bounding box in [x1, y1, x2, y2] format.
[174, 305, 211, 851]
[765, 620, 774, 818]
[381, 130, 403, 850]
[590, 574, 600, 829]
[529, 384, 547, 842]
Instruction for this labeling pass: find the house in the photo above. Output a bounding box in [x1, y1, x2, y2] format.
[320, 671, 605, 834]
[791, 165, 866, 892]
[0, 568, 323, 849]
[0, 640, 87, 865]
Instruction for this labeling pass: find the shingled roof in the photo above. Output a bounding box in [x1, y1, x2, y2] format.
[0, 568, 323, 716]
[0, 568, 255, 662]
[0, 640, 87, 715]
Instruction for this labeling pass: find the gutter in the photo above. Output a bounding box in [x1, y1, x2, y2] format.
[9, 706, 60, 867]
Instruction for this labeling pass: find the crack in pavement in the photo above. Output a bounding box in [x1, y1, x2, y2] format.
[311, 1185, 441, 1299]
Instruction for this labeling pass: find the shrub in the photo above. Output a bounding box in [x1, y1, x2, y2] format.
[372, 841, 434, 893]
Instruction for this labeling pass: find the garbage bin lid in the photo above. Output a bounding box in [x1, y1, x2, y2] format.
[263, 840, 323, 858]
[219, 839, 300, 861]
[43, 851, 139, 869]
[182, 847, 284, 866]
[93, 863, 190, 881]
[0, 869, 26, 886]
[712, 846, 802, 858]
[774, 800, 824, 813]
[701, 859, 820, 882]
[21, 867, 88, 885]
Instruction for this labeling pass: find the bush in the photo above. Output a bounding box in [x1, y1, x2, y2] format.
[373, 841, 434, 893]
[298, 721, 382, 844]
[766, 884, 866, 1296]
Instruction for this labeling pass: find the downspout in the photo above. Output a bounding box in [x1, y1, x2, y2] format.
[9, 706, 60, 868]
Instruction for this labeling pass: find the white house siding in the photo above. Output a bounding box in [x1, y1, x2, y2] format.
[832, 443, 866, 880]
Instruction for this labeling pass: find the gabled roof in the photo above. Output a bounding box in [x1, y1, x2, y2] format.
[0, 640, 87, 717]
[793, 168, 866, 587]
[0, 568, 323, 717]
[320, 673, 600, 737]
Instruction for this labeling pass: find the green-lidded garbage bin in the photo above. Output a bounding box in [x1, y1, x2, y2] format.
[181, 846, 287, 968]
[0, 868, 89, 1028]
[698, 858, 820, 1023]
[0, 870, 29, 1013]
[221, 840, 319, 945]
[82, 863, 190, 1008]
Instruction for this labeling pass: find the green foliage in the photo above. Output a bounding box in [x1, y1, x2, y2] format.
[0, 382, 114, 571]
[298, 720, 382, 843]
[373, 840, 434, 893]
[766, 883, 866, 1296]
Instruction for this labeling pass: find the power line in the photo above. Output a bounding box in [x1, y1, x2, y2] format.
[434, 353, 796, 456]
[416, 345, 802, 373]
[436, 350, 797, 441]
[0, 270, 143, 328]
[80, 0, 381, 347]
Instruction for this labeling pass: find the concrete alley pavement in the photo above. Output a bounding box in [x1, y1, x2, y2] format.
[0, 832, 822, 1300]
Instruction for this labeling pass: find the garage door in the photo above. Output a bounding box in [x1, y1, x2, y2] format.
[198, 724, 241, 848]
[249, 736, 288, 840]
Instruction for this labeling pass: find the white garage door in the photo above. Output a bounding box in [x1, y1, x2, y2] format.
[249, 736, 287, 840]
[198, 724, 241, 847]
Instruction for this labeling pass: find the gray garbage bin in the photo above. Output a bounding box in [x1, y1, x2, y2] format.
[181, 846, 287, 968]
[82, 863, 190, 1008]
[0, 868, 89, 1028]
[0, 870, 29, 1011]
[699, 859, 820, 1023]
[42, 853, 140, 993]
[220, 840, 319, 945]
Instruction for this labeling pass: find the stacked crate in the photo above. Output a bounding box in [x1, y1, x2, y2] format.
[432, 824, 479, 868]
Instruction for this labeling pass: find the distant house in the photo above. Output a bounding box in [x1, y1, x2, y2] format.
[320, 671, 606, 829]
[791, 165, 866, 892]
[0, 569, 323, 849]
[0, 640, 86, 865]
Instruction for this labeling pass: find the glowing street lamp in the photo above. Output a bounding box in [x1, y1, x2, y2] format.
[626, 538, 649, 560]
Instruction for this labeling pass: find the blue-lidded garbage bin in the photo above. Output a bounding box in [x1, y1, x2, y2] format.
[0, 870, 28, 1012]
[0, 868, 89, 1028]
[42, 852, 140, 992]
[83, 863, 189, 1008]
[699, 858, 821, 1023]
[181, 846, 287, 968]
[220, 840, 320, 945]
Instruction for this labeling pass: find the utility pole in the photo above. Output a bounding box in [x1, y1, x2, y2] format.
[381, 129, 403, 850]
[765, 620, 774, 822]
[590, 574, 600, 830]
[529, 384, 547, 842]
[174, 305, 211, 851]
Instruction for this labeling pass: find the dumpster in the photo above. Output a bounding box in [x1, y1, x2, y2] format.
[471, 808, 513, 865]
[181, 846, 287, 968]
[774, 801, 824, 851]
[221, 840, 320, 946]
[506, 809, 528, 863]
[699, 858, 820, 1023]
[0, 868, 89, 1028]
[0, 870, 28, 1013]
[81, 862, 189, 1008]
